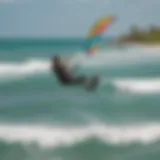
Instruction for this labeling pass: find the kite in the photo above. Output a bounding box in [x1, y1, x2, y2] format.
[86, 16, 116, 55]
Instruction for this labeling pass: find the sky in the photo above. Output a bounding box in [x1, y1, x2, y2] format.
[0, 0, 159, 38]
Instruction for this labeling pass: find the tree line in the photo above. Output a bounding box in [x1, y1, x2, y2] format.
[119, 25, 160, 43]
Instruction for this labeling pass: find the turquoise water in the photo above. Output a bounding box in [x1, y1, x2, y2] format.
[0, 39, 160, 160]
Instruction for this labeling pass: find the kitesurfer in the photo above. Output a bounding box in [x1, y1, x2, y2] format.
[51, 55, 88, 86]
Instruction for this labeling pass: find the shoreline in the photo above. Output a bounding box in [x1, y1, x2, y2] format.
[116, 41, 160, 48]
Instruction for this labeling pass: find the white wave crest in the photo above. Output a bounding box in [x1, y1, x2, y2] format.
[0, 59, 50, 81]
[0, 123, 160, 148]
[111, 78, 160, 94]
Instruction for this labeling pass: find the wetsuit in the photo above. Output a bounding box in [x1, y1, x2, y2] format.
[53, 62, 86, 85]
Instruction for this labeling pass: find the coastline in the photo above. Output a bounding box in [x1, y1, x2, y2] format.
[116, 41, 160, 49]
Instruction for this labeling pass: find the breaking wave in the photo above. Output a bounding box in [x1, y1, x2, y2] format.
[0, 59, 50, 81]
[105, 78, 160, 94]
[0, 123, 160, 148]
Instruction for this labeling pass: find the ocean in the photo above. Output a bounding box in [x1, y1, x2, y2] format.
[0, 39, 160, 160]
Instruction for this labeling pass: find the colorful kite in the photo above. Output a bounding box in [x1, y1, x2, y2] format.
[87, 16, 116, 55]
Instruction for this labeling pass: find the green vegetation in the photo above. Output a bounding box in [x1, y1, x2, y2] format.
[119, 26, 160, 43]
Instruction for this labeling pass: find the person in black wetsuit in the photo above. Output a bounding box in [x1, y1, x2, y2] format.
[52, 55, 87, 86]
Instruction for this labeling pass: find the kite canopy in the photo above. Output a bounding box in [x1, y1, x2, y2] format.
[87, 15, 115, 55]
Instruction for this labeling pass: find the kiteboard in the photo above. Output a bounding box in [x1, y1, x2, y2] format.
[85, 76, 100, 91]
